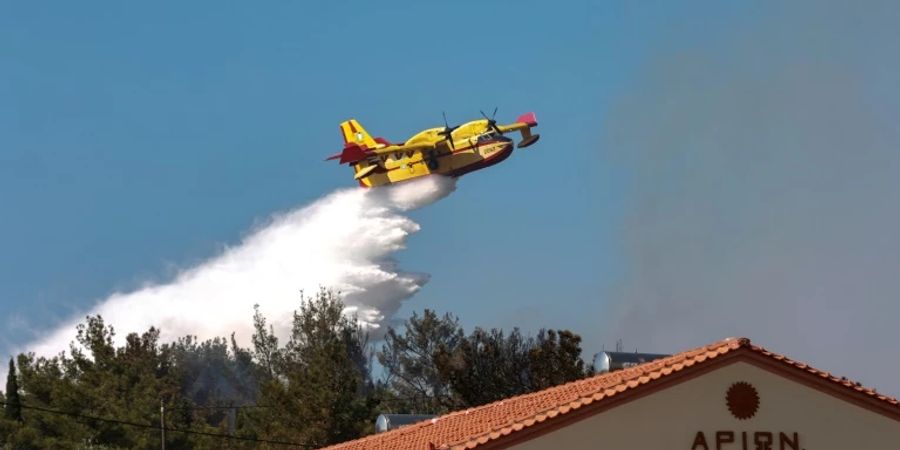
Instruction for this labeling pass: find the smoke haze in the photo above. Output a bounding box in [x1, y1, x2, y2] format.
[25, 176, 457, 357]
[603, 2, 900, 394]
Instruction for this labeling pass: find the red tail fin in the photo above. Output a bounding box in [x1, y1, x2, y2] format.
[516, 112, 538, 126]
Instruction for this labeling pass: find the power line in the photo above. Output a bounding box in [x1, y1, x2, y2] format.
[0, 401, 313, 448]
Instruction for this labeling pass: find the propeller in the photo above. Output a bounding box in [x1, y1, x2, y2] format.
[480, 107, 503, 135]
[437, 111, 458, 150]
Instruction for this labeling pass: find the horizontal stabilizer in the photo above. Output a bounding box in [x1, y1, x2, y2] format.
[335, 144, 369, 164]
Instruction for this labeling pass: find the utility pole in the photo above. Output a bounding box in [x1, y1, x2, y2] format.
[160, 398, 166, 450]
[227, 406, 237, 436]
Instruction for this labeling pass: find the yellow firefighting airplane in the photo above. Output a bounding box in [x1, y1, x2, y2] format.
[326, 109, 540, 187]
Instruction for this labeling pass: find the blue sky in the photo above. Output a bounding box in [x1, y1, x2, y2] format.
[6, 1, 900, 394]
[1, 1, 722, 345]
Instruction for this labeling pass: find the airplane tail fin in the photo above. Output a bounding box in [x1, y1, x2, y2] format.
[516, 112, 538, 127]
[340, 119, 378, 150]
[327, 119, 395, 164]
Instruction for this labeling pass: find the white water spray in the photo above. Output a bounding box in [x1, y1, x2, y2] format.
[26, 176, 457, 357]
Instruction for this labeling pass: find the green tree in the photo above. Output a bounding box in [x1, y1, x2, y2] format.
[0, 296, 591, 448]
[377, 309, 464, 414]
[528, 329, 588, 389]
[434, 327, 591, 408]
[4, 357, 22, 422]
[250, 304, 281, 381]
[2, 315, 260, 449]
[252, 289, 376, 447]
[435, 327, 532, 407]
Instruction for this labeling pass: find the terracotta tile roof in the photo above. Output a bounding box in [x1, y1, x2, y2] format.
[323, 337, 900, 450]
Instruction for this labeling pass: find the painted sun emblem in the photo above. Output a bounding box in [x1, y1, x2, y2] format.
[726, 381, 760, 420]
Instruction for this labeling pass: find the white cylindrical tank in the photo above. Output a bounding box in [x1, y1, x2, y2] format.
[375, 414, 436, 433]
[593, 351, 670, 373]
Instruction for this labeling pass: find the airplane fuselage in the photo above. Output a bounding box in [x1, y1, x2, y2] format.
[354, 133, 514, 187]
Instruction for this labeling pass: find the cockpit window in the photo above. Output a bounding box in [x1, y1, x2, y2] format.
[477, 131, 497, 142]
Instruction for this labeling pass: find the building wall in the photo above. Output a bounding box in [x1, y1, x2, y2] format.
[512, 361, 900, 450]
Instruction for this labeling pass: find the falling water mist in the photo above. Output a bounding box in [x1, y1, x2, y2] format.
[24, 175, 458, 358]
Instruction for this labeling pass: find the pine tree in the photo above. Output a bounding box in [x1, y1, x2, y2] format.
[528, 329, 588, 389]
[434, 327, 591, 408]
[4, 358, 22, 422]
[253, 289, 377, 447]
[378, 309, 464, 414]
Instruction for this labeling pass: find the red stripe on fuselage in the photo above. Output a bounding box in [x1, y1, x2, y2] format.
[443, 142, 514, 178]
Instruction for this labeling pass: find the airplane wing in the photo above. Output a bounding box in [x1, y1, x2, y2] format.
[326, 142, 436, 165]
[365, 142, 435, 156]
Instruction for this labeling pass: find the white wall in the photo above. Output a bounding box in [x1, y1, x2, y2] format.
[512, 362, 900, 450]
